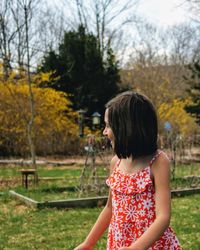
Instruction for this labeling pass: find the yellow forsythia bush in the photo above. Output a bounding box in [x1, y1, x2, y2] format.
[0, 75, 80, 156]
[158, 98, 199, 137]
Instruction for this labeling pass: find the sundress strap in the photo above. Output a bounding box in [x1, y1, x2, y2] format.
[111, 158, 121, 172]
[115, 150, 165, 169]
[149, 150, 162, 167]
[116, 159, 121, 167]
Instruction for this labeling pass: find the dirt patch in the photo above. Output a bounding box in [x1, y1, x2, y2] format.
[0, 178, 21, 189]
[1, 204, 10, 214]
[14, 204, 30, 214]
[44, 165, 82, 170]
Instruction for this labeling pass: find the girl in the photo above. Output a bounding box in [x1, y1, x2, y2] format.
[74, 91, 181, 250]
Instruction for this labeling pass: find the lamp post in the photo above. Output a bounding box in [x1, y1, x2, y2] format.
[78, 109, 86, 137]
[92, 112, 101, 129]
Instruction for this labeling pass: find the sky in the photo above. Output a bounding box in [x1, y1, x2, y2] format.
[137, 0, 189, 27]
[48, 0, 192, 64]
[50, 0, 190, 28]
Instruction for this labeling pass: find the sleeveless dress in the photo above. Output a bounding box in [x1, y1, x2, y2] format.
[106, 151, 181, 250]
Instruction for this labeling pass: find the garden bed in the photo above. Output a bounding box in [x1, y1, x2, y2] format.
[9, 190, 108, 208]
[9, 186, 200, 209]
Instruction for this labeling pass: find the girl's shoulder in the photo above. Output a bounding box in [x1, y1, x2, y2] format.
[150, 150, 170, 167]
[150, 150, 171, 176]
[109, 155, 120, 174]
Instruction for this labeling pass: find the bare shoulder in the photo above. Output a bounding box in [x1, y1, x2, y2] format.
[109, 155, 119, 173]
[155, 151, 170, 165]
[151, 151, 171, 175]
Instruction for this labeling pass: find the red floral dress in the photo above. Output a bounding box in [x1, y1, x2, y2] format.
[106, 151, 181, 250]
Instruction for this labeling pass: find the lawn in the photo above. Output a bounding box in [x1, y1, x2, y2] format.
[0, 192, 199, 249]
[0, 163, 199, 202]
[0, 161, 200, 249]
[0, 163, 109, 191]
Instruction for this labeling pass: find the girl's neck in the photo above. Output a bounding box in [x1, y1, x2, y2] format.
[119, 154, 153, 174]
[124, 155, 151, 164]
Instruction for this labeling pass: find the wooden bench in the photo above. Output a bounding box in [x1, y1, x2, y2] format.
[20, 169, 36, 189]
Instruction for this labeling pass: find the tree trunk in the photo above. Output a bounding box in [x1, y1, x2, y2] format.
[24, 4, 37, 182]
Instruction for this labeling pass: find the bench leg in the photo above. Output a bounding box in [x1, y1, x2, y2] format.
[22, 174, 24, 187]
[25, 174, 28, 189]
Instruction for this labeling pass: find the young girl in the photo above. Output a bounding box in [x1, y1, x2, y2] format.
[74, 91, 181, 250]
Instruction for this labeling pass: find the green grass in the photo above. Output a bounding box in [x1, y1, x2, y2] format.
[0, 164, 108, 178]
[0, 162, 199, 249]
[0, 164, 109, 190]
[173, 163, 200, 177]
[1, 163, 199, 201]
[14, 185, 109, 201]
[171, 194, 200, 250]
[0, 163, 198, 180]
[0, 192, 199, 249]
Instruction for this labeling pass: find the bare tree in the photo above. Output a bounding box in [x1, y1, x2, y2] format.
[0, 0, 41, 73]
[62, 0, 139, 59]
[13, 0, 40, 173]
[10, 0, 27, 69]
[37, 6, 66, 54]
[0, 0, 68, 165]
[1, 0, 64, 72]
[122, 20, 193, 105]
[185, 0, 200, 22]
[0, 0, 16, 78]
[167, 24, 198, 64]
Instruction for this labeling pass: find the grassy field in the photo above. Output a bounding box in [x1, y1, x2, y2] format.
[0, 163, 199, 201]
[0, 161, 200, 249]
[0, 163, 109, 190]
[0, 192, 199, 249]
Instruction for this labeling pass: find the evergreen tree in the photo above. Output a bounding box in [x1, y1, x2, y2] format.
[185, 61, 200, 125]
[39, 25, 121, 118]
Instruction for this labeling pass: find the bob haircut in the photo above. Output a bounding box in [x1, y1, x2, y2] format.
[105, 91, 158, 158]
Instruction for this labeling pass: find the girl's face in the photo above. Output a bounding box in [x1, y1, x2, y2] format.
[103, 109, 114, 147]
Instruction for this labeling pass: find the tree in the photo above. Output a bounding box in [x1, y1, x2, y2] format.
[0, 0, 15, 78]
[158, 98, 199, 170]
[121, 21, 190, 108]
[0, 67, 79, 156]
[64, 0, 139, 59]
[39, 25, 121, 117]
[185, 0, 200, 22]
[185, 61, 200, 124]
[158, 98, 198, 136]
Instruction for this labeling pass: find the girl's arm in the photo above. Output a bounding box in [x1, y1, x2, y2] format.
[120, 153, 171, 250]
[74, 155, 118, 250]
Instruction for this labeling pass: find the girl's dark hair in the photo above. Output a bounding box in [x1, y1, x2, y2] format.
[105, 91, 158, 158]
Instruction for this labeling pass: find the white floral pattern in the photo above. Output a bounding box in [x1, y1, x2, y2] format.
[106, 151, 181, 250]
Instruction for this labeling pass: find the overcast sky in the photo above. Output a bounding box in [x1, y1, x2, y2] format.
[49, 0, 190, 28]
[46, 0, 192, 65]
[137, 0, 189, 27]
